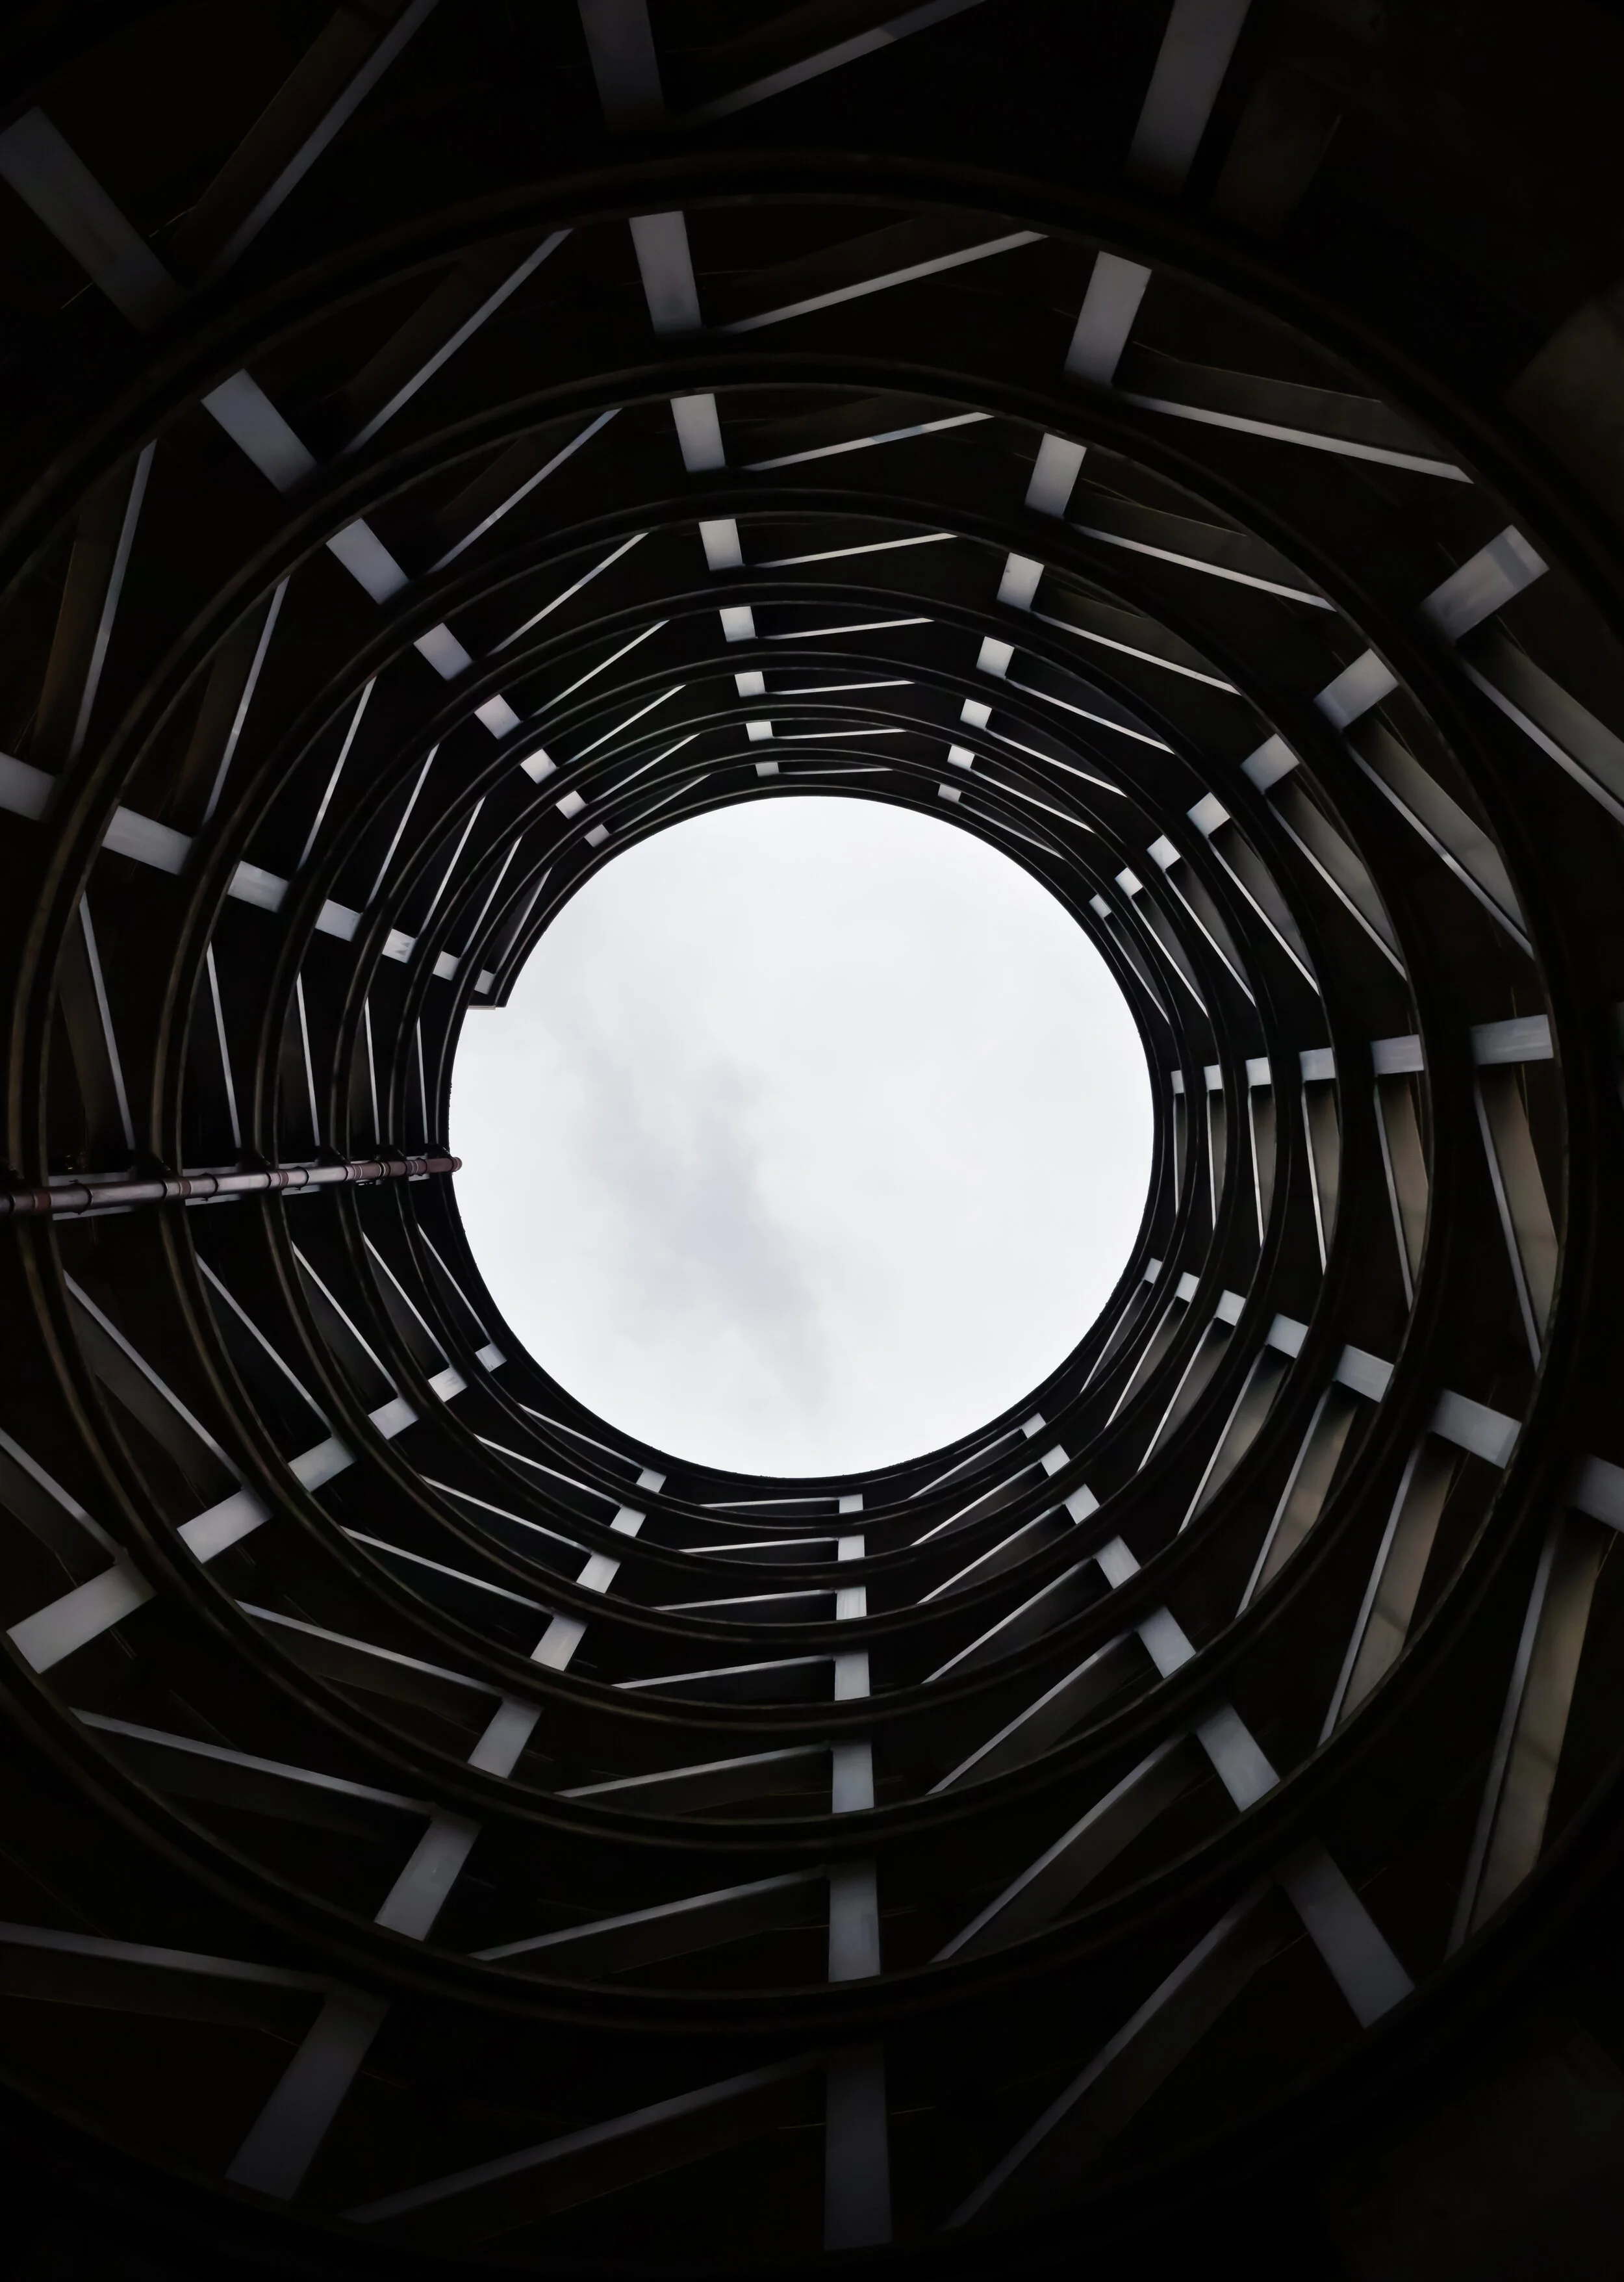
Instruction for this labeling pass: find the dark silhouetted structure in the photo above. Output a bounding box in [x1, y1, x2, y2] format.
[1, 3, 1623, 2276]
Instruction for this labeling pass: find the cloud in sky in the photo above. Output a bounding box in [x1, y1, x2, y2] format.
[451, 795, 1152, 1477]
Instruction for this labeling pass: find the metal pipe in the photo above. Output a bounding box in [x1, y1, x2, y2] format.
[0, 1152, 460, 1219]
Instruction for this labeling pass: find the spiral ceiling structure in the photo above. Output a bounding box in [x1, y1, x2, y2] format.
[2, 2, 1624, 2275]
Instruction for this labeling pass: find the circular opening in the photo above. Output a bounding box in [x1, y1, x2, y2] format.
[451, 796, 1153, 1475]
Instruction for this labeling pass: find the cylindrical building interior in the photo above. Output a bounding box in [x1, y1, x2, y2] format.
[1, 3, 1623, 2275]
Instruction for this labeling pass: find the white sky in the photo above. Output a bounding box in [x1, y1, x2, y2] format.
[451, 795, 1152, 1478]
